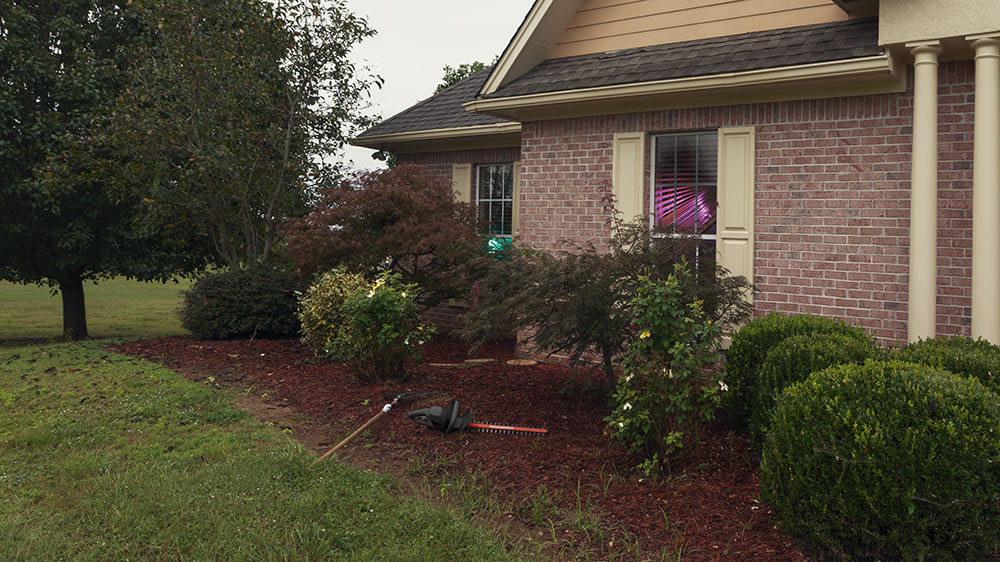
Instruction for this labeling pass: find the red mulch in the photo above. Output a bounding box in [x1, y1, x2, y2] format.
[110, 336, 807, 561]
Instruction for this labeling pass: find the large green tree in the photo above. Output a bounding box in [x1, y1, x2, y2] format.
[0, 1, 208, 340]
[108, 0, 379, 268]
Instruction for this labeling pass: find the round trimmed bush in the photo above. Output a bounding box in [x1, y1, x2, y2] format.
[896, 336, 1000, 395]
[723, 313, 870, 424]
[748, 332, 880, 446]
[761, 361, 1000, 561]
[297, 268, 369, 356]
[181, 266, 304, 339]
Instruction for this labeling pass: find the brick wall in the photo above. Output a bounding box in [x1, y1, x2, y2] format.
[517, 60, 975, 344]
[399, 146, 521, 197]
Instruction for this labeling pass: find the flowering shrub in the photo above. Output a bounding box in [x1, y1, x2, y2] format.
[297, 268, 369, 355]
[606, 264, 725, 476]
[325, 271, 434, 381]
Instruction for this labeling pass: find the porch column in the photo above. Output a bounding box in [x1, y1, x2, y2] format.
[906, 42, 942, 343]
[969, 34, 1000, 344]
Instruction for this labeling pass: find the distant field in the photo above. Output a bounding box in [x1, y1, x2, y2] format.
[0, 277, 193, 342]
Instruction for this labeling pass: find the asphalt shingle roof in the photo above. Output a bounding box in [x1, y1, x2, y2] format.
[357, 67, 510, 138]
[356, 18, 880, 138]
[486, 18, 880, 98]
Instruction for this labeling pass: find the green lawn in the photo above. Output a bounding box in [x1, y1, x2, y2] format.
[0, 341, 522, 561]
[0, 278, 192, 341]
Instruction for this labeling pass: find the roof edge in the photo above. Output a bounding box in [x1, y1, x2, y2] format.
[480, 0, 586, 97]
[466, 54, 902, 120]
[352, 122, 523, 150]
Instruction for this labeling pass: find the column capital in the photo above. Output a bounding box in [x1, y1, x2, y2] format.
[907, 41, 942, 66]
[906, 40, 942, 54]
[968, 32, 1000, 51]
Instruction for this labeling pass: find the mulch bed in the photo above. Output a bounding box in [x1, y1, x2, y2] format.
[111, 336, 806, 561]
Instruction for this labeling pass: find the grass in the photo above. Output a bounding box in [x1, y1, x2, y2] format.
[0, 341, 523, 561]
[0, 277, 192, 342]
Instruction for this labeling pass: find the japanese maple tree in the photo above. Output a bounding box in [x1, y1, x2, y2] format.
[284, 163, 490, 308]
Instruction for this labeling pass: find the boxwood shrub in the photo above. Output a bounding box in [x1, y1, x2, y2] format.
[723, 313, 870, 424]
[896, 336, 1000, 395]
[761, 361, 1000, 561]
[748, 332, 880, 446]
[181, 266, 304, 339]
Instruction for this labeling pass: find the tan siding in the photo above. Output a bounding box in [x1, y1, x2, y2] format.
[549, 0, 851, 59]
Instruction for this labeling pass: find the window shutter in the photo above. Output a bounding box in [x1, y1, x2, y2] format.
[512, 161, 521, 236]
[612, 132, 646, 222]
[717, 127, 755, 300]
[452, 163, 472, 204]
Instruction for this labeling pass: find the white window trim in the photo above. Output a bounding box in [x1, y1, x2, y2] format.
[475, 162, 516, 239]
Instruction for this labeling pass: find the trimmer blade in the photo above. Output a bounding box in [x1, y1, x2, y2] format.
[467, 422, 547, 435]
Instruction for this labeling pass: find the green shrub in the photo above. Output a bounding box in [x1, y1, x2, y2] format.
[749, 332, 880, 446]
[606, 265, 725, 476]
[460, 197, 752, 389]
[297, 268, 369, 355]
[180, 266, 303, 339]
[326, 272, 434, 382]
[723, 313, 869, 424]
[896, 336, 1000, 395]
[761, 361, 1000, 561]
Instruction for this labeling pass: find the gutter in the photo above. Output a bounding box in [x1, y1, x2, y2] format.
[352, 122, 523, 151]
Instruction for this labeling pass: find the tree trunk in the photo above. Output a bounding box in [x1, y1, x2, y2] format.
[60, 275, 88, 340]
[601, 341, 616, 389]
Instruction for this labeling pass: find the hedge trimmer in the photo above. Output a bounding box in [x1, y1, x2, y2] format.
[310, 394, 547, 468]
[407, 400, 548, 436]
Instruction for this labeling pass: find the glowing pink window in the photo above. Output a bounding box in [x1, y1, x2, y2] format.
[653, 132, 717, 239]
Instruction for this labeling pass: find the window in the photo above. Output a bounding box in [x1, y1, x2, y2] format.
[476, 163, 514, 238]
[652, 131, 718, 242]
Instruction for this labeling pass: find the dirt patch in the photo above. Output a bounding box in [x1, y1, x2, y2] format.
[111, 336, 806, 561]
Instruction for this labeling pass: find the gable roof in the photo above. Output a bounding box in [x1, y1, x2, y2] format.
[352, 12, 901, 149]
[479, 0, 586, 97]
[483, 18, 880, 99]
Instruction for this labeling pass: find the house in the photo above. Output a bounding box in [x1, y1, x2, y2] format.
[353, 0, 1000, 346]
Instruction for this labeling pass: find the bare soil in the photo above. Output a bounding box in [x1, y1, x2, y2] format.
[111, 336, 807, 561]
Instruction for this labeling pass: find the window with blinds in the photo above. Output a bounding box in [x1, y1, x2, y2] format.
[652, 132, 718, 238]
[476, 163, 514, 238]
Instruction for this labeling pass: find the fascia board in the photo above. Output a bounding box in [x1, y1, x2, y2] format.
[351, 123, 523, 152]
[466, 54, 901, 120]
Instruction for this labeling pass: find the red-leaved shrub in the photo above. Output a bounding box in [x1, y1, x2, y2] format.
[284, 163, 490, 308]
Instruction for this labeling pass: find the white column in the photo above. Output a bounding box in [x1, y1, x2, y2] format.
[969, 34, 1000, 344]
[906, 42, 942, 343]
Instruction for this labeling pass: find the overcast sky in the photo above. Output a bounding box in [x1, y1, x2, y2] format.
[338, 0, 536, 170]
